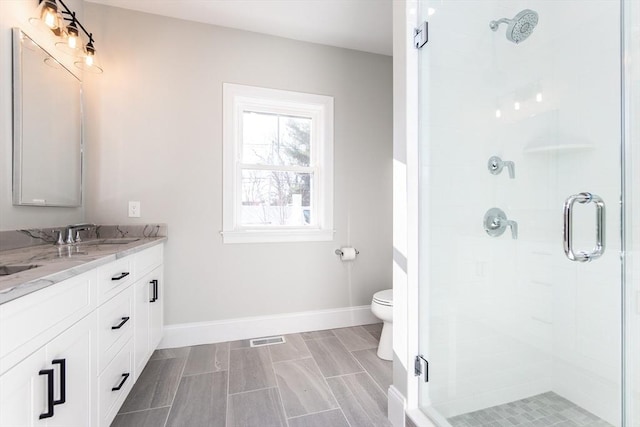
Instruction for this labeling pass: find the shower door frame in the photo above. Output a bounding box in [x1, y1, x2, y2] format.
[399, 0, 637, 426]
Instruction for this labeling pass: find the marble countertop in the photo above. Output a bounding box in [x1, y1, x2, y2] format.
[0, 237, 167, 305]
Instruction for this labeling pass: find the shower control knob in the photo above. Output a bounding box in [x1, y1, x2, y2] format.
[488, 158, 500, 172]
[484, 208, 518, 239]
[487, 156, 515, 179]
[488, 217, 501, 230]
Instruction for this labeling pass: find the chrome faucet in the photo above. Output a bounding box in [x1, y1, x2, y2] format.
[52, 229, 65, 245]
[65, 223, 96, 244]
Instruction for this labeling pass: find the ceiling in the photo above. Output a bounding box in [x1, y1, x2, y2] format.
[85, 0, 393, 56]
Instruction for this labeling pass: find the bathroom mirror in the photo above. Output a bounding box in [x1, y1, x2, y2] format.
[12, 28, 82, 207]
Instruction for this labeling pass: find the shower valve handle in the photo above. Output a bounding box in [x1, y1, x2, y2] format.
[488, 156, 515, 179]
[484, 208, 518, 240]
[505, 219, 518, 239]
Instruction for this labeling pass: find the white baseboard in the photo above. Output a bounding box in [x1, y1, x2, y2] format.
[406, 408, 439, 427]
[159, 305, 378, 349]
[388, 385, 407, 427]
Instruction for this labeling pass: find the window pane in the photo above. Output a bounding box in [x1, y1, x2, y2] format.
[242, 112, 311, 167]
[242, 112, 277, 164]
[278, 116, 310, 167]
[240, 169, 312, 226]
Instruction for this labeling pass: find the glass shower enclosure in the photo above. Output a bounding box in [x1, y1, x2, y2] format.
[416, 1, 635, 426]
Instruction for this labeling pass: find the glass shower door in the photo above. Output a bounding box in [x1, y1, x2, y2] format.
[417, 1, 623, 426]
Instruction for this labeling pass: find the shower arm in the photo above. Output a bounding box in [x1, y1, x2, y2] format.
[489, 18, 512, 31]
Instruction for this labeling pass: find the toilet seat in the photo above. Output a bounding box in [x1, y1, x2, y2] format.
[372, 289, 393, 306]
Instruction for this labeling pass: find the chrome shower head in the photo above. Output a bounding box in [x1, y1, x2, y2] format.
[490, 9, 539, 44]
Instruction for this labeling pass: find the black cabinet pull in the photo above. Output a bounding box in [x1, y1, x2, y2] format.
[52, 359, 66, 405]
[39, 369, 55, 419]
[111, 272, 130, 281]
[150, 279, 158, 302]
[112, 373, 130, 391]
[111, 316, 130, 330]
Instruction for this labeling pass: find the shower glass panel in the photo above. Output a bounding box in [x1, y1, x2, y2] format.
[417, 1, 623, 426]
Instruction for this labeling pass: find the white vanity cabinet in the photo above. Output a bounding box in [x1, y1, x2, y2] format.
[0, 243, 164, 427]
[0, 346, 48, 427]
[133, 266, 163, 378]
[42, 314, 96, 427]
[131, 244, 163, 380]
[0, 310, 95, 427]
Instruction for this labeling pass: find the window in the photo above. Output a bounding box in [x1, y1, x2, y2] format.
[223, 84, 334, 243]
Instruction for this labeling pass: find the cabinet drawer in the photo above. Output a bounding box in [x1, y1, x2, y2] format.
[98, 339, 133, 427]
[0, 270, 95, 374]
[135, 245, 163, 278]
[97, 287, 133, 374]
[97, 258, 134, 304]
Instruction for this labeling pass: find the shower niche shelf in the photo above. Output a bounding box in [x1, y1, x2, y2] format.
[523, 139, 594, 154]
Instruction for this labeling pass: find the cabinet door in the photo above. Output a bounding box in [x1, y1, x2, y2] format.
[44, 314, 95, 427]
[148, 267, 163, 351]
[133, 275, 151, 378]
[0, 348, 47, 427]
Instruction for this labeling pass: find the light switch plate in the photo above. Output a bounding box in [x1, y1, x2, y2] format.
[128, 201, 141, 218]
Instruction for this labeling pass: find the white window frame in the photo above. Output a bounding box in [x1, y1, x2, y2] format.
[222, 83, 334, 244]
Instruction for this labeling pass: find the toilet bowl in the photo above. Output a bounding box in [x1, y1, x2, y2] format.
[371, 289, 393, 361]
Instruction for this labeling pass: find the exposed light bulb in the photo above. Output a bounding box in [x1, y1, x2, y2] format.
[495, 109, 502, 118]
[30, 0, 64, 34]
[84, 39, 97, 67]
[67, 19, 79, 49]
[44, 10, 56, 28]
[536, 92, 543, 102]
[40, 0, 60, 30]
[514, 102, 520, 111]
[74, 40, 103, 74]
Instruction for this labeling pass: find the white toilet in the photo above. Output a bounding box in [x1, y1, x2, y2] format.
[371, 289, 393, 361]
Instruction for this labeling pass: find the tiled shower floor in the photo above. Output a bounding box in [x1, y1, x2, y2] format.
[447, 392, 613, 427]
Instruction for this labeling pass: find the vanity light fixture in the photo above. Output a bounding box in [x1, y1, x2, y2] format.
[31, 0, 103, 74]
[29, 0, 63, 35]
[66, 18, 79, 48]
[74, 36, 103, 74]
[55, 12, 83, 55]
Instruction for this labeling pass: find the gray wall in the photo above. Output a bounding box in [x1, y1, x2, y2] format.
[83, 4, 393, 325]
[0, 0, 85, 230]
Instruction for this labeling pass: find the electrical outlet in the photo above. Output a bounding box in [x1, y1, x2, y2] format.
[128, 201, 141, 218]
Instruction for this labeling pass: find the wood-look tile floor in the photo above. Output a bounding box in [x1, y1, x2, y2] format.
[111, 323, 392, 427]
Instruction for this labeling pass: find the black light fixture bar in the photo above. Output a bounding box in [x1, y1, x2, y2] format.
[39, 0, 96, 45]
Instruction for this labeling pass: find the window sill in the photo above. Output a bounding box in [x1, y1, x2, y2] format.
[222, 229, 334, 244]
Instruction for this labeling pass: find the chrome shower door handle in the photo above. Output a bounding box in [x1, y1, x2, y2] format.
[563, 192, 606, 262]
